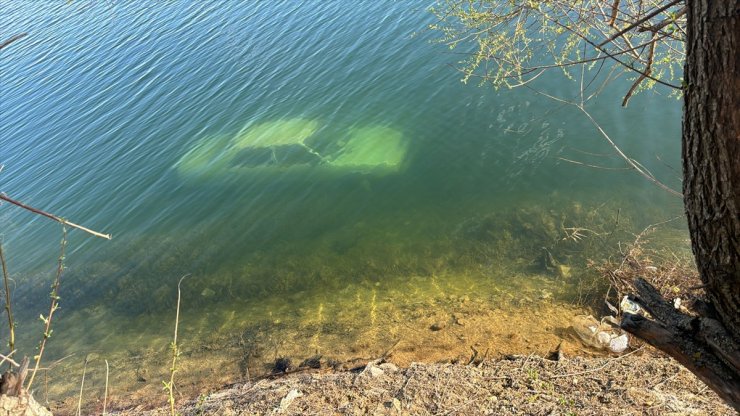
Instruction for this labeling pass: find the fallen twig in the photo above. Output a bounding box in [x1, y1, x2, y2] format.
[0, 33, 28, 51]
[0, 351, 19, 368]
[550, 347, 645, 378]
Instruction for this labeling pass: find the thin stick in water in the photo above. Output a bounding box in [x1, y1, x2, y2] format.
[0, 243, 16, 355]
[166, 275, 188, 416]
[103, 359, 110, 416]
[26, 226, 68, 391]
[76, 355, 89, 416]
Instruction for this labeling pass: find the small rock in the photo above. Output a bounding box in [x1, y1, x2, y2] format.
[300, 355, 322, 369]
[136, 368, 148, 382]
[279, 389, 302, 411]
[379, 362, 399, 372]
[557, 264, 571, 279]
[368, 365, 385, 378]
[609, 334, 629, 353]
[430, 321, 446, 331]
[327, 358, 342, 370]
[273, 357, 291, 373]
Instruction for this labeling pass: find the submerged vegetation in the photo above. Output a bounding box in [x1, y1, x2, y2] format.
[22, 191, 671, 320]
[3, 187, 693, 412]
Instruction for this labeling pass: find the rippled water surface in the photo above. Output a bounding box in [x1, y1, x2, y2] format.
[1, 1, 686, 408]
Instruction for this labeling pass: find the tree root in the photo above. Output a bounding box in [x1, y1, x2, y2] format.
[621, 277, 740, 411]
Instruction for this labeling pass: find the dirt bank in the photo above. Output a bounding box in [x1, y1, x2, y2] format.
[109, 350, 732, 416]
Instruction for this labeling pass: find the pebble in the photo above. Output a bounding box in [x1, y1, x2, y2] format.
[452, 313, 467, 326]
[393, 398, 402, 411]
[379, 363, 399, 372]
[279, 389, 302, 411]
[368, 366, 385, 378]
[430, 321, 446, 331]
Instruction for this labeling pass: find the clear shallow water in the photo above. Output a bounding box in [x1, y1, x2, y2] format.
[1, 1, 686, 406]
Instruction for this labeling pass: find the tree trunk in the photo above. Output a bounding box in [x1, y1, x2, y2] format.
[683, 0, 740, 344]
[622, 1, 740, 411]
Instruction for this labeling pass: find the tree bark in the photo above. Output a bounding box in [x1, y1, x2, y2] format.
[683, 2, 740, 337]
[623, 1, 740, 411]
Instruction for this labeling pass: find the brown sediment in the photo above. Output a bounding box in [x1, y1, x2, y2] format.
[45, 274, 594, 414]
[106, 352, 732, 415]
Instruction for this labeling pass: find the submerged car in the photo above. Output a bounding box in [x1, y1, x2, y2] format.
[174, 118, 409, 181]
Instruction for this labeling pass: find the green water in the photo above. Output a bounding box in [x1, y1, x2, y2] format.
[0, 1, 687, 406]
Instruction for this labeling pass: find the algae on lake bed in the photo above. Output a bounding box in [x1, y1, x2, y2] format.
[13, 191, 691, 412]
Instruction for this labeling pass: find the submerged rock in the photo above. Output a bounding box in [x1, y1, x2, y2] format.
[300, 355, 322, 369]
[556, 264, 571, 279]
[430, 321, 446, 331]
[273, 357, 292, 373]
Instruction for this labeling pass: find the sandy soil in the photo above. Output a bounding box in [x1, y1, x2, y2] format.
[105, 350, 733, 416]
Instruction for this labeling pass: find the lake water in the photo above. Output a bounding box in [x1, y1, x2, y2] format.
[1, 1, 687, 409]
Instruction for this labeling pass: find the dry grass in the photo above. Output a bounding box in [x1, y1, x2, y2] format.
[592, 223, 704, 313]
[115, 353, 733, 416]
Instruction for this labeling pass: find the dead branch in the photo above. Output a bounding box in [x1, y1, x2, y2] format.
[622, 34, 656, 106]
[0, 243, 15, 354]
[0, 33, 28, 51]
[607, 0, 621, 27]
[556, 157, 632, 170]
[0, 193, 111, 239]
[639, 7, 688, 33]
[621, 278, 740, 411]
[0, 351, 19, 368]
[526, 87, 682, 197]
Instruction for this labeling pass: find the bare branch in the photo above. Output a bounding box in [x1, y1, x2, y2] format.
[556, 157, 632, 170]
[0, 193, 111, 240]
[0, 33, 28, 51]
[597, 0, 682, 47]
[639, 7, 687, 33]
[607, 0, 621, 27]
[622, 34, 656, 106]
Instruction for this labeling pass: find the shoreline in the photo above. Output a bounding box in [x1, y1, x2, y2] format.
[106, 350, 731, 415]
